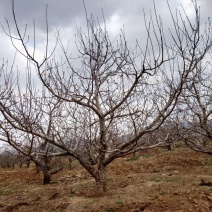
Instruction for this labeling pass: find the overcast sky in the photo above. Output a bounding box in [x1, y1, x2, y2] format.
[0, 0, 211, 68]
[0, 0, 211, 148]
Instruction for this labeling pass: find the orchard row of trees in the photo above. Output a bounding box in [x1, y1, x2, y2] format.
[0, 0, 211, 193]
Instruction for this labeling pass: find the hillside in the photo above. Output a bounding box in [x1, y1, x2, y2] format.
[0, 148, 212, 212]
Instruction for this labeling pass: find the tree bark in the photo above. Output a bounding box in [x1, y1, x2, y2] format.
[43, 168, 51, 184]
[95, 164, 107, 195]
[35, 156, 52, 184]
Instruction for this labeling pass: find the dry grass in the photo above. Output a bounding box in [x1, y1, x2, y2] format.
[0, 148, 212, 212]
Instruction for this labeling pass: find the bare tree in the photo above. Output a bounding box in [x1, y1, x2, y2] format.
[178, 59, 212, 155]
[1, 0, 212, 193]
[0, 70, 65, 183]
[0, 145, 16, 168]
[0, 110, 65, 184]
[0, 145, 31, 168]
[148, 115, 183, 151]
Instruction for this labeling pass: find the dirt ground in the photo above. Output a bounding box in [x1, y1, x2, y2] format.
[0, 148, 212, 212]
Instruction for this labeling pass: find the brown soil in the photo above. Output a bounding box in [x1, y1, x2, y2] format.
[0, 148, 212, 212]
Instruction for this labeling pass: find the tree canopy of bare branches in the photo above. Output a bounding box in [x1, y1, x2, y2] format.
[0, 0, 212, 193]
[177, 59, 212, 155]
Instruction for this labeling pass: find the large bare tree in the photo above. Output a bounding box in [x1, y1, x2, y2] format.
[1, 0, 212, 193]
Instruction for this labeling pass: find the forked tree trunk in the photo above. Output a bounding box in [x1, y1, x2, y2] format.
[78, 158, 107, 195]
[95, 164, 107, 195]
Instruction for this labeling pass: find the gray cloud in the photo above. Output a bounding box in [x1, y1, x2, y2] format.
[2, 0, 210, 32]
[0, 0, 211, 67]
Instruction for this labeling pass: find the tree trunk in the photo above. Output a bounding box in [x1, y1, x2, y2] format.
[68, 157, 73, 170]
[167, 144, 172, 151]
[42, 156, 51, 184]
[77, 157, 107, 195]
[95, 164, 107, 195]
[43, 168, 51, 184]
[36, 164, 41, 174]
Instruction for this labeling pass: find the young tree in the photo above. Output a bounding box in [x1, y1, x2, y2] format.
[1, 0, 212, 193]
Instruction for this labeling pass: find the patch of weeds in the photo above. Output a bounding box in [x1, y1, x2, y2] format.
[205, 158, 212, 166]
[0, 189, 16, 195]
[105, 206, 115, 212]
[76, 183, 85, 188]
[126, 155, 140, 161]
[147, 193, 158, 200]
[93, 198, 100, 203]
[61, 162, 70, 169]
[151, 176, 161, 182]
[107, 177, 114, 182]
[159, 191, 167, 195]
[143, 154, 153, 158]
[76, 181, 90, 189]
[82, 205, 88, 209]
[115, 200, 124, 205]
[106, 192, 114, 196]
[207, 170, 212, 174]
[164, 176, 182, 183]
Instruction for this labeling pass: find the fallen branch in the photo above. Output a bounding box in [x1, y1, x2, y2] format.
[199, 179, 212, 186]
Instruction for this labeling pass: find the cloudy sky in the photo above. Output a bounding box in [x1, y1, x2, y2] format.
[0, 0, 211, 148]
[0, 0, 211, 68]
